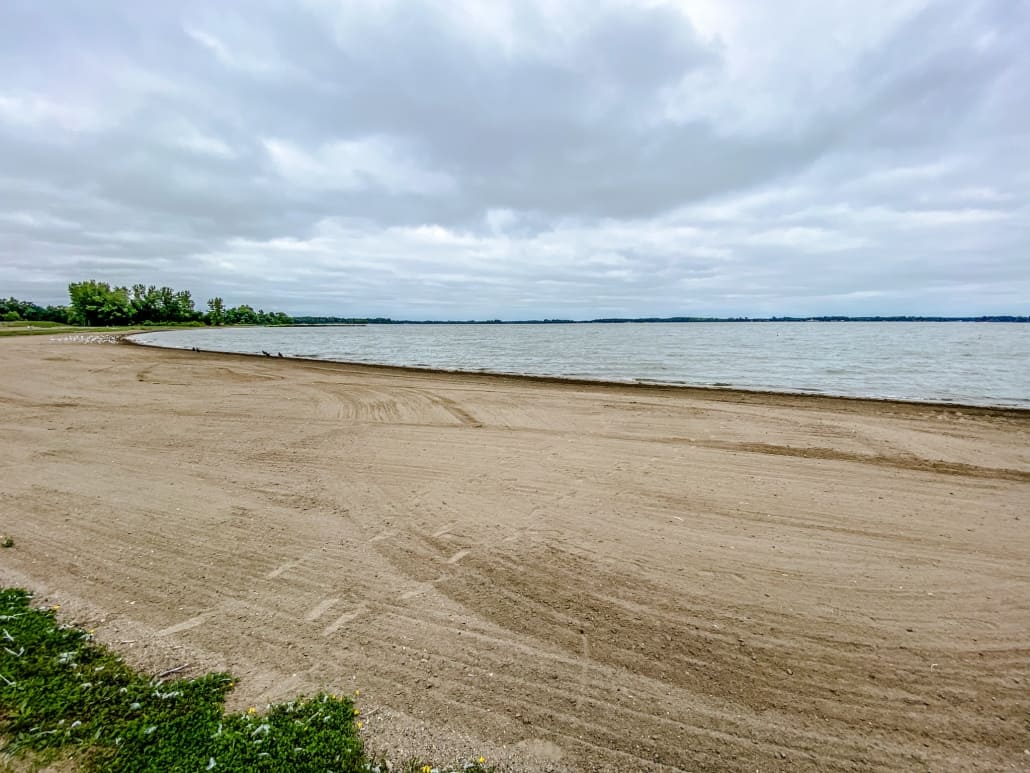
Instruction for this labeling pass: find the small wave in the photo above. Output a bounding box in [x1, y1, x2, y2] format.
[129, 325, 1030, 409]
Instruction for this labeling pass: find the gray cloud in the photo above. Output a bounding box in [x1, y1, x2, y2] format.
[1, 0, 1027, 318]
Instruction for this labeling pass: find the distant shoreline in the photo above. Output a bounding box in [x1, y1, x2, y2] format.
[292, 315, 1030, 325]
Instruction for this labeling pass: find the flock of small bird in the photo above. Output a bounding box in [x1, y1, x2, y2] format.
[54, 334, 122, 344]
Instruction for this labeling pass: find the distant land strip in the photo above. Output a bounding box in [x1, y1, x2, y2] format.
[293, 315, 1030, 325]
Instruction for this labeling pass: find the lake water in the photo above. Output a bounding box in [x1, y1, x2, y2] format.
[133, 322, 1030, 408]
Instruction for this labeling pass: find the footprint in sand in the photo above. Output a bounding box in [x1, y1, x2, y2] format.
[266, 561, 299, 579]
[446, 548, 471, 564]
[400, 582, 437, 600]
[323, 604, 367, 635]
[432, 522, 457, 538]
[156, 613, 211, 637]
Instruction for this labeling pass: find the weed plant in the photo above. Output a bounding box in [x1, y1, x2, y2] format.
[0, 589, 491, 773]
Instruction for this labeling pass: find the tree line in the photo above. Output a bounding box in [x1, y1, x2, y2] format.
[0, 297, 68, 323]
[1, 281, 293, 327]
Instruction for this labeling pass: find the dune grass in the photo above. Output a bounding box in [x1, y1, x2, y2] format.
[0, 589, 492, 773]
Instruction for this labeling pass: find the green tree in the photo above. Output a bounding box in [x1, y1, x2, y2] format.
[155, 286, 177, 322]
[207, 297, 225, 326]
[174, 289, 198, 322]
[0, 297, 60, 321]
[67, 281, 132, 326]
[63, 282, 290, 326]
[267, 311, 293, 325]
[130, 284, 159, 323]
[224, 304, 258, 325]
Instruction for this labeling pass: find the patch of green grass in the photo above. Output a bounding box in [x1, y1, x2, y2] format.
[0, 324, 193, 338]
[0, 325, 105, 337]
[0, 589, 493, 773]
[0, 325, 78, 337]
[0, 321, 66, 329]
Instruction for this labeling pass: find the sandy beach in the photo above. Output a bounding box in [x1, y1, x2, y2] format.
[1, 334, 1028, 772]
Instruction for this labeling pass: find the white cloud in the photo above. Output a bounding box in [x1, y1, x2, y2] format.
[664, 0, 931, 133]
[178, 131, 235, 158]
[0, 211, 80, 230]
[183, 26, 236, 67]
[0, 93, 104, 133]
[0, 0, 1026, 317]
[262, 137, 454, 195]
[183, 23, 304, 79]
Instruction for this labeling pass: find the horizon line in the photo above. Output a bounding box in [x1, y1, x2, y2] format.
[287, 314, 1030, 324]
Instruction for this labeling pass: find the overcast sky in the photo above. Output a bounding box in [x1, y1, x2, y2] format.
[1, 0, 1027, 319]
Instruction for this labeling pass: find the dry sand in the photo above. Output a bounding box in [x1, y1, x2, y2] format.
[1, 334, 1028, 772]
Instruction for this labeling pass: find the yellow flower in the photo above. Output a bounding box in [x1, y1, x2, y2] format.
[52, 605, 61, 611]
[356, 721, 363, 730]
[352, 708, 360, 716]
[354, 689, 360, 696]
[420, 766, 431, 773]
[478, 757, 486, 765]
[247, 707, 257, 715]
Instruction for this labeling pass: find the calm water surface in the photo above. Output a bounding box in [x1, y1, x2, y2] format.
[134, 323, 1030, 408]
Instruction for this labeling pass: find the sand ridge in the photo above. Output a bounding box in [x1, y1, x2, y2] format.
[1, 335, 1028, 771]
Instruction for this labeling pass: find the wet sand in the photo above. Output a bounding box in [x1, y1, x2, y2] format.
[1, 334, 1028, 772]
